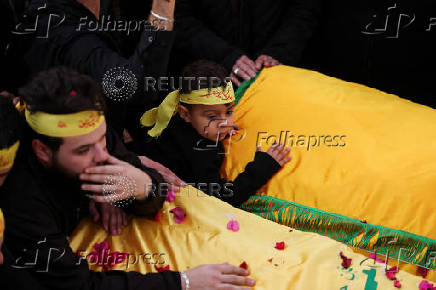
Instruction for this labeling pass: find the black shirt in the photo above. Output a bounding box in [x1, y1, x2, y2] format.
[0, 127, 181, 290]
[137, 116, 281, 207]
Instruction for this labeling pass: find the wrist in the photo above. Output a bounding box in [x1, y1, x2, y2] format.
[180, 271, 190, 290]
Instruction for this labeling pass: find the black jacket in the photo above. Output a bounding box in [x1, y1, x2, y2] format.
[301, 0, 436, 108]
[170, 0, 320, 74]
[0, 127, 181, 290]
[12, 0, 174, 136]
[137, 116, 281, 207]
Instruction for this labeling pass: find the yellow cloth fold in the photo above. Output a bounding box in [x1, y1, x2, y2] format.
[25, 109, 104, 137]
[221, 65, 436, 240]
[140, 81, 235, 137]
[0, 141, 19, 171]
[70, 186, 429, 288]
[0, 209, 4, 239]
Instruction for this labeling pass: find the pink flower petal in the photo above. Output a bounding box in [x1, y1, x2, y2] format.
[166, 190, 176, 202]
[155, 265, 170, 273]
[170, 207, 186, 224]
[386, 266, 398, 280]
[419, 280, 436, 290]
[369, 252, 386, 264]
[274, 241, 285, 250]
[226, 220, 240, 232]
[394, 280, 401, 288]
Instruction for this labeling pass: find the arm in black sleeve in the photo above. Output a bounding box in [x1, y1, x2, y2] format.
[257, 0, 321, 65]
[105, 126, 167, 217]
[194, 151, 281, 207]
[58, 26, 174, 107]
[2, 191, 180, 290]
[175, 0, 244, 71]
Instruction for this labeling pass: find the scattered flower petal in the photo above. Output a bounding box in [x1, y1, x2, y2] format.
[339, 252, 352, 269]
[418, 266, 429, 278]
[394, 280, 401, 288]
[170, 207, 186, 224]
[239, 261, 248, 270]
[155, 265, 170, 273]
[274, 241, 285, 250]
[267, 258, 273, 263]
[166, 190, 176, 202]
[152, 211, 162, 222]
[386, 266, 398, 280]
[369, 252, 386, 264]
[227, 219, 240, 232]
[419, 280, 436, 290]
[87, 240, 128, 272]
[69, 90, 77, 96]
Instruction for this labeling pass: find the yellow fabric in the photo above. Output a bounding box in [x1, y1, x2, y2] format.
[70, 187, 428, 288]
[25, 109, 105, 137]
[140, 81, 235, 137]
[0, 141, 19, 171]
[222, 66, 436, 239]
[0, 209, 4, 239]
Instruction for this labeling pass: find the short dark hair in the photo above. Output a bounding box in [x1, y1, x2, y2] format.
[18, 67, 105, 151]
[0, 97, 22, 149]
[180, 60, 229, 94]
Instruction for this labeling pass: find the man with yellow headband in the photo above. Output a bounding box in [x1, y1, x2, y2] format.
[0, 68, 181, 289]
[0, 67, 258, 290]
[139, 60, 291, 206]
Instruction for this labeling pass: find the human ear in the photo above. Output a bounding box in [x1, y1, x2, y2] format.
[32, 139, 53, 167]
[178, 105, 192, 123]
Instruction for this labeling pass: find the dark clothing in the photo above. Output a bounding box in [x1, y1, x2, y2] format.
[0, 246, 48, 290]
[0, 127, 181, 290]
[301, 0, 436, 108]
[137, 116, 281, 207]
[12, 0, 174, 135]
[170, 0, 320, 74]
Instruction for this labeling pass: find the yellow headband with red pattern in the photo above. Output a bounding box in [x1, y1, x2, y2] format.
[141, 82, 235, 137]
[25, 109, 105, 138]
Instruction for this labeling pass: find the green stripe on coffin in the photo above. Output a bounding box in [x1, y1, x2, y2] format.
[241, 194, 436, 269]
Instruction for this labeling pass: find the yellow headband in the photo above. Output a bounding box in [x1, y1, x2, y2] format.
[0, 141, 19, 171]
[0, 209, 4, 239]
[141, 82, 235, 137]
[25, 109, 105, 137]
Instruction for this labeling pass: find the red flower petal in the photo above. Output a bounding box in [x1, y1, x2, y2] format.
[170, 207, 186, 224]
[394, 280, 401, 288]
[152, 211, 162, 222]
[154, 265, 170, 273]
[69, 90, 77, 96]
[386, 266, 399, 281]
[166, 190, 176, 202]
[418, 266, 429, 278]
[339, 252, 352, 269]
[227, 220, 240, 232]
[267, 258, 273, 263]
[274, 241, 285, 250]
[239, 261, 248, 270]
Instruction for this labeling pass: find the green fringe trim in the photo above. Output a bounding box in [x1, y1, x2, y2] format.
[234, 71, 261, 105]
[241, 195, 436, 269]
